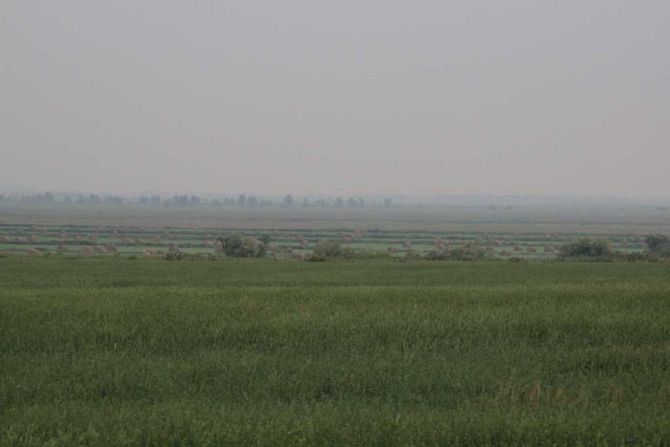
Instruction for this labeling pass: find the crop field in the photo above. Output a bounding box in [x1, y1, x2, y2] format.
[2, 257, 670, 445]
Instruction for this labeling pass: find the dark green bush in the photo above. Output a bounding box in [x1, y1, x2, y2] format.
[645, 234, 670, 258]
[164, 245, 184, 261]
[617, 251, 648, 262]
[559, 238, 614, 261]
[424, 246, 487, 261]
[308, 240, 354, 261]
[218, 234, 267, 258]
[399, 249, 423, 262]
[351, 249, 392, 260]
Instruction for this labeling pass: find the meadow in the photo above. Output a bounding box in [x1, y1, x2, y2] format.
[2, 257, 670, 445]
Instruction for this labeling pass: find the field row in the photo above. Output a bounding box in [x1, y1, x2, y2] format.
[0, 223, 648, 260]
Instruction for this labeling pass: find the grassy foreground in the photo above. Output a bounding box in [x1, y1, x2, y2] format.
[1, 257, 670, 446]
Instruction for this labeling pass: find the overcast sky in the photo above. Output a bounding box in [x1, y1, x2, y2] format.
[1, 1, 668, 196]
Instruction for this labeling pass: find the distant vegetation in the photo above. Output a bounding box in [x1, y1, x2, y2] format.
[0, 192, 391, 209]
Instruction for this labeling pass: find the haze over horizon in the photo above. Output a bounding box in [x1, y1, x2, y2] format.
[2, 1, 668, 197]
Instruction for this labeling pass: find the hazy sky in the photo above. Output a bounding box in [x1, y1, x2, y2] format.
[1, 1, 668, 196]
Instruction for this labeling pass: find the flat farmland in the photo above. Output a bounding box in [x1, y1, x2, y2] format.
[1, 203, 667, 258]
[1, 257, 670, 445]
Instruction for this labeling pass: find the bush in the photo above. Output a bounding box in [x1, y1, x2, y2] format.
[399, 249, 423, 263]
[424, 246, 487, 261]
[308, 240, 354, 261]
[164, 245, 184, 261]
[448, 246, 488, 261]
[617, 251, 648, 262]
[645, 234, 670, 258]
[219, 234, 267, 258]
[351, 249, 392, 260]
[559, 238, 614, 261]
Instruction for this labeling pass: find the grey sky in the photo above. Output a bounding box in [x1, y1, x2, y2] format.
[1, 1, 668, 196]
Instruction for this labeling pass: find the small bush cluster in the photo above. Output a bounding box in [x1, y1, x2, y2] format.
[351, 249, 392, 260]
[558, 238, 614, 262]
[308, 240, 354, 261]
[424, 245, 487, 261]
[400, 249, 423, 262]
[163, 245, 184, 261]
[557, 235, 670, 263]
[645, 234, 670, 259]
[218, 234, 269, 258]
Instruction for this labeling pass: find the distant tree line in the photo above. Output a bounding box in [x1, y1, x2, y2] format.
[0, 193, 56, 204]
[0, 192, 393, 208]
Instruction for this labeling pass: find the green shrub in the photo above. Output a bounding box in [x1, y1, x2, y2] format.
[218, 234, 267, 258]
[645, 234, 670, 258]
[424, 246, 487, 261]
[399, 249, 423, 262]
[308, 240, 354, 261]
[559, 238, 614, 261]
[617, 251, 648, 262]
[351, 249, 392, 260]
[164, 245, 184, 261]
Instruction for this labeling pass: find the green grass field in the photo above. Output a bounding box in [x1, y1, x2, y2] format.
[2, 257, 670, 445]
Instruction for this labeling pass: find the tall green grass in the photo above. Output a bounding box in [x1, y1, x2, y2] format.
[1, 258, 669, 445]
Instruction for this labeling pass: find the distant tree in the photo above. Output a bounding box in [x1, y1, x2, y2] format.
[238, 195, 246, 207]
[172, 195, 189, 206]
[283, 194, 294, 207]
[189, 195, 201, 206]
[347, 198, 357, 207]
[102, 195, 123, 205]
[384, 198, 392, 208]
[43, 192, 55, 204]
[334, 197, 344, 208]
[302, 198, 309, 208]
[150, 195, 161, 205]
[64, 196, 73, 204]
[358, 198, 365, 208]
[138, 196, 149, 205]
[247, 196, 259, 207]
